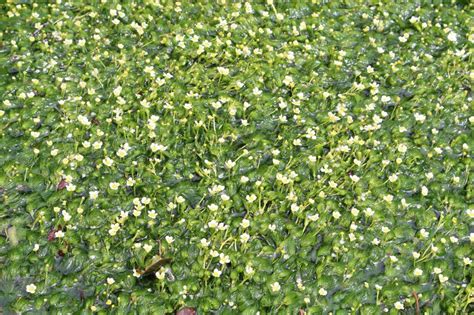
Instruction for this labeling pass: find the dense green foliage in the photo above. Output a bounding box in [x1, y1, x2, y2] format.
[0, 0, 473, 314]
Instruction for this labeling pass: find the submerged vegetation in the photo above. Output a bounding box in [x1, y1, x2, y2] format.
[0, 0, 473, 313]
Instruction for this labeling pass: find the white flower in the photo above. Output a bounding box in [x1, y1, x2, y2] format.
[463, 257, 472, 265]
[381, 95, 391, 103]
[212, 269, 222, 278]
[388, 174, 398, 182]
[252, 87, 262, 96]
[62, 210, 71, 222]
[55, 230, 65, 238]
[394, 301, 404, 310]
[109, 182, 120, 190]
[397, 143, 407, 153]
[150, 143, 167, 152]
[291, 203, 300, 213]
[26, 283, 37, 294]
[438, 274, 449, 283]
[78, 115, 91, 126]
[421, 186, 429, 196]
[350, 174, 360, 182]
[208, 220, 218, 229]
[271, 282, 281, 292]
[156, 269, 166, 280]
[240, 219, 250, 228]
[89, 191, 99, 200]
[351, 208, 360, 216]
[447, 31, 458, 42]
[108, 223, 120, 236]
[219, 253, 230, 264]
[113, 86, 122, 97]
[318, 288, 327, 296]
[117, 148, 127, 158]
[240, 233, 250, 243]
[282, 75, 294, 86]
[364, 208, 374, 217]
[413, 268, 423, 277]
[420, 228, 429, 238]
[208, 204, 218, 212]
[143, 244, 153, 253]
[33, 244, 40, 251]
[383, 194, 394, 203]
[107, 277, 115, 285]
[165, 236, 174, 244]
[414, 113, 426, 123]
[126, 177, 136, 187]
[103, 157, 114, 167]
[217, 67, 229, 75]
[225, 160, 236, 169]
[246, 194, 257, 203]
[200, 238, 210, 247]
[245, 265, 255, 275]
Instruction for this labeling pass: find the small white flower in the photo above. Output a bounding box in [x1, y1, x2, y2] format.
[212, 268, 222, 278]
[150, 143, 167, 152]
[217, 67, 229, 76]
[421, 186, 429, 196]
[282, 75, 294, 87]
[394, 301, 404, 310]
[62, 210, 71, 222]
[113, 86, 122, 97]
[240, 219, 250, 228]
[156, 269, 166, 280]
[208, 204, 219, 212]
[89, 191, 99, 200]
[109, 182, 120, 190]
[413, 268, 423, 277]
[165, 236, 174, 244]
[225, 160, 236, 169]
[438, 274, 449, 283]
[143, 244, 153, 253]
[26, 283, 37, 294]
[252, 87, 262, 96]
[133, 268, 141, 278]
[208, 220, 218, 229]
[420, 228, 429, 238]
[447, 31, 458, 42]
[246, 194, 257, 203]
[245, 265, 255, 275]
[107, 277, 115, 285]
[397, 143, 407, 153]
[381, 95, 391, 103]
[318, 288, 327, 296]
[388, 174, 398, 182]
[350, 174, 360, 182]
[271, 282, 281, 292]
[240, 233, 250, 243]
